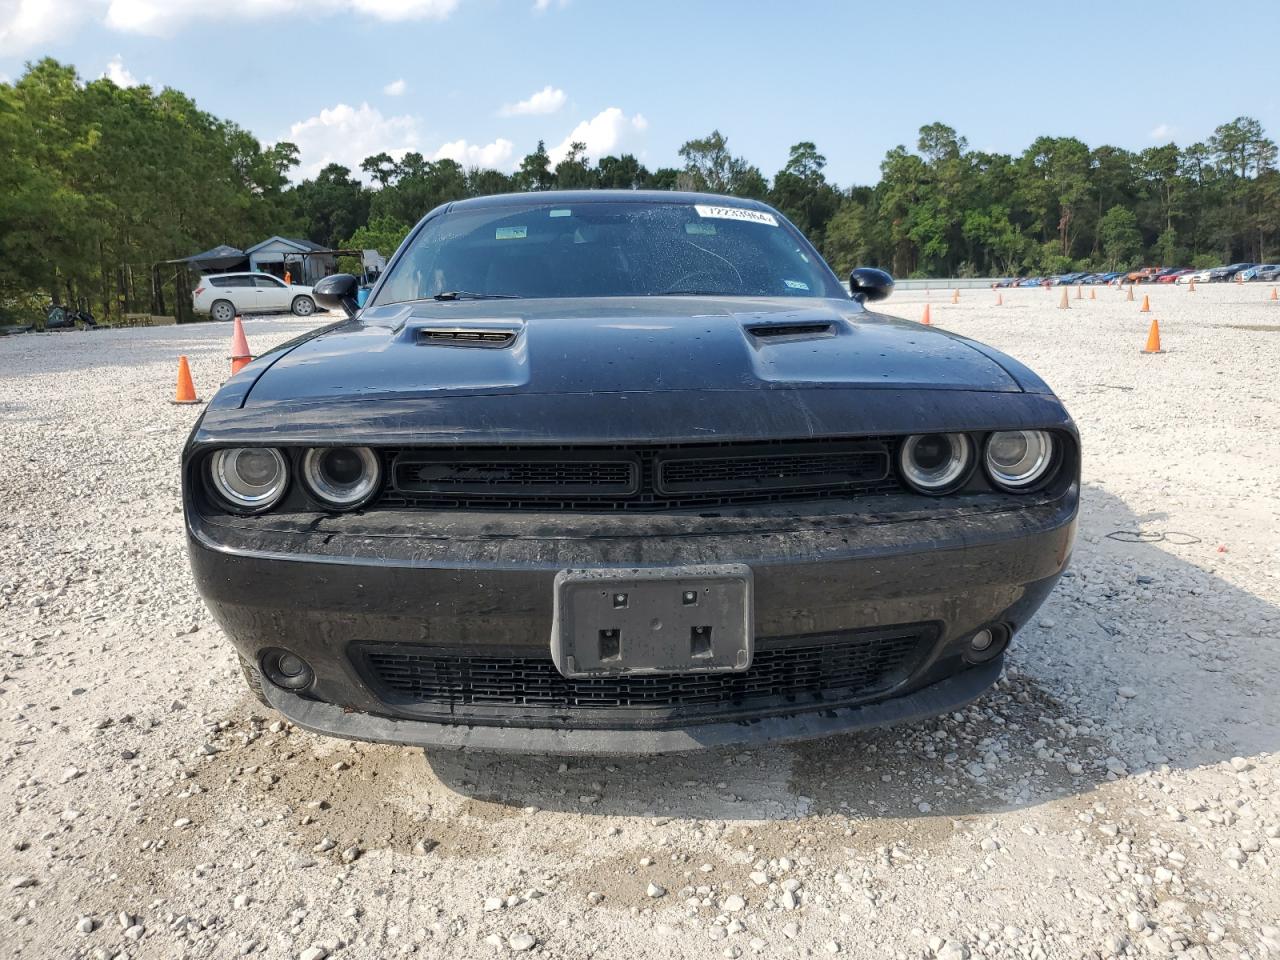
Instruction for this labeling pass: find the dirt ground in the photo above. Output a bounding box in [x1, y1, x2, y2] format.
[1, 283, 1278, 960]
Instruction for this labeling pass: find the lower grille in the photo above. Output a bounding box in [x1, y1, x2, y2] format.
[353, 625, 934, 729]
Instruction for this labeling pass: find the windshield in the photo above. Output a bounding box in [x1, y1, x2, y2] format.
[372, 200, 847, 305]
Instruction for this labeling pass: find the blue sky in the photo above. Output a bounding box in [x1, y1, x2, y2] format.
[3, 0, 1277, 186]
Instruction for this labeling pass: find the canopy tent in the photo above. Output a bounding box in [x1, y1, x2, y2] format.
[182, 244, 249, 272]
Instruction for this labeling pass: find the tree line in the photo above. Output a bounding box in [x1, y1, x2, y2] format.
[2, 58, 1278, 323]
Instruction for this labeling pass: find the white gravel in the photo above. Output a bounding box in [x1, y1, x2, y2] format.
[1, 286, 1278, 959]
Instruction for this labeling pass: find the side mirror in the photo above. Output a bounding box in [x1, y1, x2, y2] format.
[313, 273, 360, 318]
[849, 267, 894, 303]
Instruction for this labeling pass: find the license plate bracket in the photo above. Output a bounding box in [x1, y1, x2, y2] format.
[551, 564, 753, 679]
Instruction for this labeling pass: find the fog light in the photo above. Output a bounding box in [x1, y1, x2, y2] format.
[261, 649, 314, 691]
[964, 625, 1009, 663]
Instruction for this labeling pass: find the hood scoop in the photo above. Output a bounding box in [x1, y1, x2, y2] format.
[413, 322, 522, 348]
[744, 320, 836, 343]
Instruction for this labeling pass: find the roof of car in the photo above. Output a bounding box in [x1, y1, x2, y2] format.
[444, 189, 776, 212]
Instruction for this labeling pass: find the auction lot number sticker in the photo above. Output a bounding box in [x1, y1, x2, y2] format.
[694, 204, 778, 226]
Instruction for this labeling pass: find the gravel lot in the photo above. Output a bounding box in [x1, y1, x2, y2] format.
[2, 284, 1278, 960]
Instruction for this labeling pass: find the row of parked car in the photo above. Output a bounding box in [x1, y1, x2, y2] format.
[993, 263, 1280, 288]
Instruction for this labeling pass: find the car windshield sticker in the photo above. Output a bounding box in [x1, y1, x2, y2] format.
[495, 226, 527, 240]
[694, 204, 778, 226]
[685, 222, 717, 236]
[783, 279, 810, 290]
[549, 209, 572, 218]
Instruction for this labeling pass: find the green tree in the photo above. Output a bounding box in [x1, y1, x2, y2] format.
[553, 141, 597, 189]
[769, 141, 839, 244]
[1099, 205, 1142, 269]
[515, 140, 554, 191]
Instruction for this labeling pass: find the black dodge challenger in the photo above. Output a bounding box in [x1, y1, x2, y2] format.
[184, 190, 1078, 754]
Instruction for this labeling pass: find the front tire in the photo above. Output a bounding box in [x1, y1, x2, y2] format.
[291, 295, 316, 317]
[210, 300, 236, 322]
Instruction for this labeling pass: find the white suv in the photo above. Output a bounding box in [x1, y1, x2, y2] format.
[192, 272, 318, 321]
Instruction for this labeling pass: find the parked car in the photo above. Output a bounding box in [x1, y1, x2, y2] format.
[1156, 268, 1193, 283]
[192, 272, 319, 321]
[1238, 265, 1280, 282]
[1177, 269, 1212, 284]
[1126, 267, 1162, 283]
[1209, 263, 1256, 282]
[183, 190, 1079, 754]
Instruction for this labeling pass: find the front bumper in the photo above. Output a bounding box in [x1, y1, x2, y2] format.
[260, 656, 1004, 754]
[188, 484, 1076, 752]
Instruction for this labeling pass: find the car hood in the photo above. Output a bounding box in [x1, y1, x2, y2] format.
[240, 297, 1026, 406]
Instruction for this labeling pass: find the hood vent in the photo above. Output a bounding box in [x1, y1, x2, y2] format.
[415, 326, 519, 348]
[744, 321, 836, 342]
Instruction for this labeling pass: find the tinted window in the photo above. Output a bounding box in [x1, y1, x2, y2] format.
[374, 201, 845, 305]
[254, 276, 284, 288]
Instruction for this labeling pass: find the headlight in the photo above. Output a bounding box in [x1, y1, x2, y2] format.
[301, 446, 381, 510]
[209, 448, 289, 513]
[985, 430, 1055, 490]
[899, 433, 973, 494]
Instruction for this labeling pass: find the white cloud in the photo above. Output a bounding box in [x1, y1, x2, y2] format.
[0, 0, 89, 56]
[548, 108, 648, 165]
[532, 0, 568, 10]
[347, 0, 457, 21]
[499, 85, 566, 117]
[284, 101, 421, 180]
[432, 137, 516, 170]
[0, 0, 459, 52]
[383, 78, 406, 96]
[1150, 123, 1174, 140]
[101, 53, 137, 87]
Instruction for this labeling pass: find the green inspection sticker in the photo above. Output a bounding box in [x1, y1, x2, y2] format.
[496, 226, 527, 240]
[549, 209, 572, 218]
[685, 222, 717, 236]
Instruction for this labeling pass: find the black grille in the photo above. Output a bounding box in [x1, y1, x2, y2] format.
[395, 453, 638, 497]
[658, 445, 887, 495]
[354, 625, 932, 728]
[379, 438, 899, 512]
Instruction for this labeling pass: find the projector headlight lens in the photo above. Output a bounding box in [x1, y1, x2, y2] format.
[209, 447, 288, 513]
[302, 446, 381, 510]
[899, 433, 973, 494]
[985, 430, 1055, 490]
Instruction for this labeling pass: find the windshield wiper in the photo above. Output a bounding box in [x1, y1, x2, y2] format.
[432, 290, 521, 301]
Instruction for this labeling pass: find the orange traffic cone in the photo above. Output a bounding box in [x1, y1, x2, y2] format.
[1271, 286, 1278, 301]
[1189, 280, 1196, 293]
[1140, 294, 1151, 313]
[1059, 288, 1070, 309]
[1089, 286, 1096, 300]
[996, 292, 1003, 306]
[230, 316, 252, 375]
[1075, 285, 1083, 299]
[951, 289, 959, 304]
[1126, 284, 1135, 301]
[921, 304, 932, 325]
[1142, 319, 1164, 354]
[172, 356, 201, 405]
